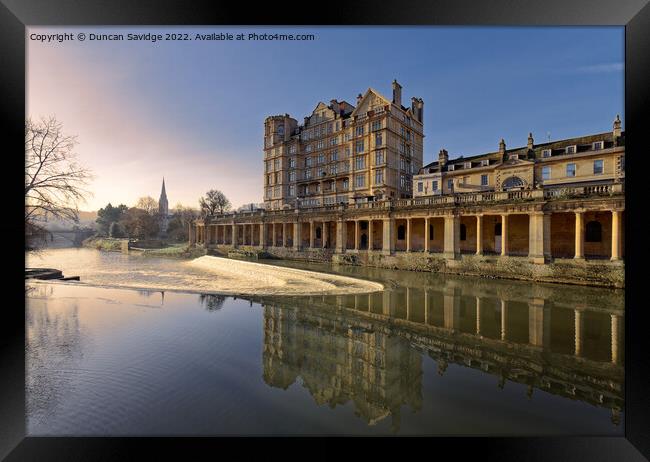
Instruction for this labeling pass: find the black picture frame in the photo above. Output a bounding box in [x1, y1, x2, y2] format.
[2, 0, 649, 459]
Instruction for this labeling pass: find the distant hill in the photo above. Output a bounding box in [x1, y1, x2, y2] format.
[38, 210, 98, 231]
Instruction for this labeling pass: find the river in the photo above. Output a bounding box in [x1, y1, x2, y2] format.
[25, 248, 624, 435]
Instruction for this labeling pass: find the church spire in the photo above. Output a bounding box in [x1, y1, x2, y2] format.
[158, 177, 169, 237]
[158, 177, 169, 216]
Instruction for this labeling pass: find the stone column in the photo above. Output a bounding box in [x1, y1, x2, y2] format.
[368, 220, 373, 251]
[611, 314, 621, 364]
[611, 210, 622, 261]
[543, 212, 552, 261]
[574, 309, 584, 356]
[335, 220, 346, 253]
[528, 212, 548, 264]
[500, 214, 509, 257]
[282, 223, 288, 247]
[443, 215, 460, 260]
[354, 220, 360, 250]
[406, 218, 412, 252]
[424, 217, 430, 252]
[574, 211, 584, 259]
[476, 215, 483, 256]
[232, 223, 238, 248]
[382, 218, 394, 255]
[309, 221, 315, 248]
[322, 221, 329, 248]
[293, 221, 302, 250]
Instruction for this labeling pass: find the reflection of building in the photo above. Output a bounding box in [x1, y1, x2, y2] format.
[260, 279, 624, 427]
[263, 304, 422, 431]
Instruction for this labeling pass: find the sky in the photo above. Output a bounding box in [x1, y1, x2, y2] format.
[27, 26, 624, 211]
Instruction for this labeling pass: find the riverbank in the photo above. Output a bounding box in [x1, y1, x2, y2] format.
[82, 237, 207, 259]
[82, 237, 127, 252]
[130, 243, 207, 259]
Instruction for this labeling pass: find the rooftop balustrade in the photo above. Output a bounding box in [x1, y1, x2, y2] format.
[201, 182, 624, 223]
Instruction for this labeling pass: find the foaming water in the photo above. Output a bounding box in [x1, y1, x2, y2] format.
[26, 248, 382, 296]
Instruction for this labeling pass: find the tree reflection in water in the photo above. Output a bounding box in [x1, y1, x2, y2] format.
[199, 293, 226, 312]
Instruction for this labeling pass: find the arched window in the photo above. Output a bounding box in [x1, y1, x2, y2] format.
[502, 176, 525, 190]
[460, 224, 467, 241]
[397, 225, 406, 240]
[585, 221, 602, 242]
[316, 227, 322, 239]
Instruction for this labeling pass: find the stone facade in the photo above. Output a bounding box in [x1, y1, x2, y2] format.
[263, 80, 424, 210]
[414, 115, 624, 197]
[191, 96, 625, 288]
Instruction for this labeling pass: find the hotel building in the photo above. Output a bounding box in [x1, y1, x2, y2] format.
[263, 80, 424, 210]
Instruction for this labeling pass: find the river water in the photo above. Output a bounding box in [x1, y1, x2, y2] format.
[26, 248, 624, 435]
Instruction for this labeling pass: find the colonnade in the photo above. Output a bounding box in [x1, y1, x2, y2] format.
[191, 208, 624, 262]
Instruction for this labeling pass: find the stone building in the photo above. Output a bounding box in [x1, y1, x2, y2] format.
[263, 80, 424, 210]
[191, 93, 624, 287]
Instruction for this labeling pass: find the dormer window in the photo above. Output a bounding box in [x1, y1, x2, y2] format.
[510, 154, 519, 160]
[565, 145, 577, 154]
[448, 164, 455, 171]
[593, 141, 604, 150]
[481, 159, 489, 167]
[542, 149, 552, 158]
[464, 162, 472, 169]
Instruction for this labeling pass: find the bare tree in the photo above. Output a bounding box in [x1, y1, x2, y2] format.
[25, 116, 93, 250]
[199, 189, 231, 217]
[135, 196, 158, 215]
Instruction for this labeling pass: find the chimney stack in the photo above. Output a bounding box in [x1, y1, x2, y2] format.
[392, 79, 402, 107]
[438, 149, 449, 167]
[356, 93, 363, 106]
[499, 138, 506, 157]
[527, 132, 534, 150]
[411, 97, 424, 123]
[613, 114, 622, 144]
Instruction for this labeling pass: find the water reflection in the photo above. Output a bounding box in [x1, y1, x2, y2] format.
[199, 293, 226, 311]
[26, 251, 625, 435]
[258, 278, 624, 430]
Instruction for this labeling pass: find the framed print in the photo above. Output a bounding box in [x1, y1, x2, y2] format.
[2, 0, 650, 459]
